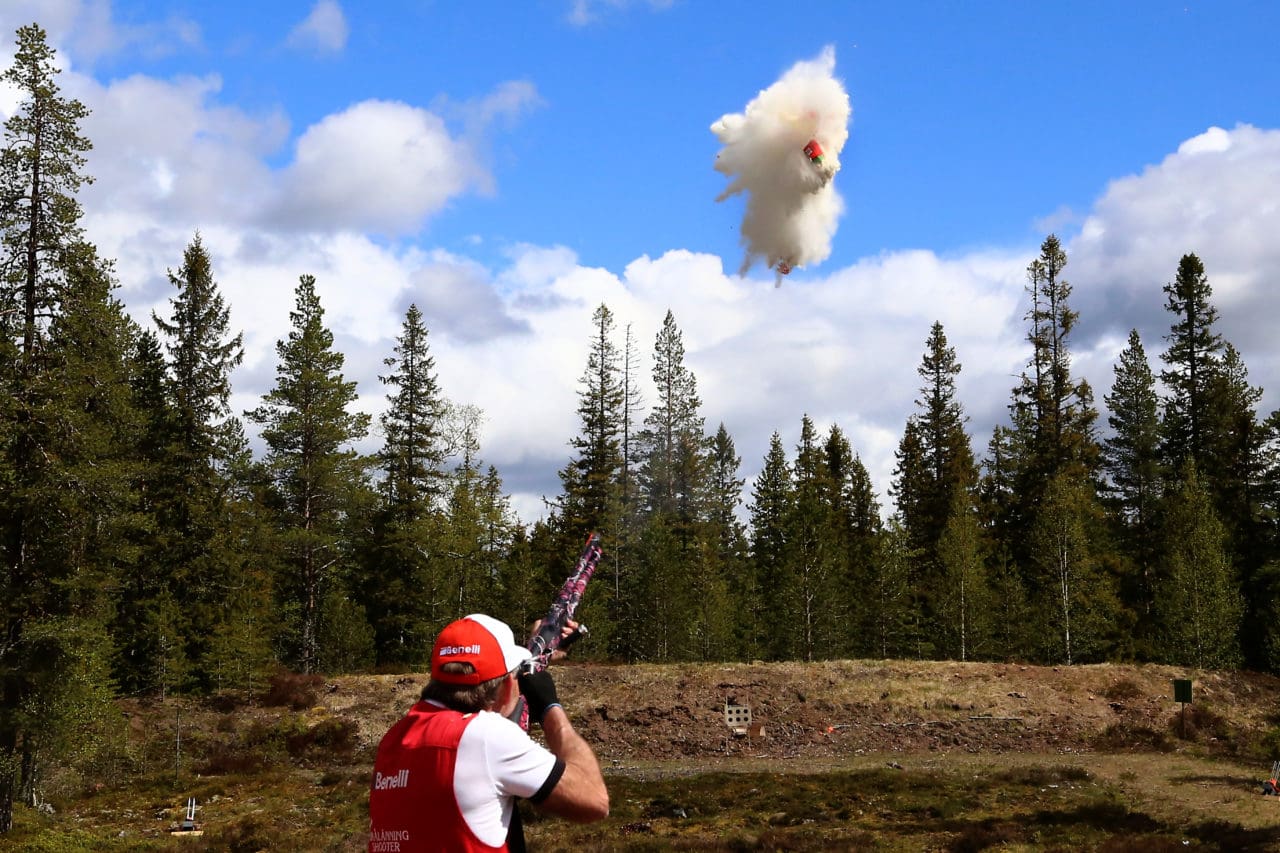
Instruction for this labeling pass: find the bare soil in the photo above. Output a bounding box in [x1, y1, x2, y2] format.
[327, 659, 1280, 762]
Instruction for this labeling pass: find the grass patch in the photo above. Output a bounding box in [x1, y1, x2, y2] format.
[1103, 677, 1146, 702]
[10, 757, 1262, 852]
[523, 765, 1231, 852]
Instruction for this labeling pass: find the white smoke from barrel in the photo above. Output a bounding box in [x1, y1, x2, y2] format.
[711, 47, 851, 283]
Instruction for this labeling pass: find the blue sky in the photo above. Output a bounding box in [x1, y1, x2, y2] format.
[3, 1, 1280, 521]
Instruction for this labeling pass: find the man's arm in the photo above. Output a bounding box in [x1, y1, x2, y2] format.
[535, 706, 609, 822]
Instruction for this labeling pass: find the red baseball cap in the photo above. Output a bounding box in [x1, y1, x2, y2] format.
[430, 614, 532, 685]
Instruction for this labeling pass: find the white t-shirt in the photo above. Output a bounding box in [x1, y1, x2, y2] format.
[426, 701, 560, 848]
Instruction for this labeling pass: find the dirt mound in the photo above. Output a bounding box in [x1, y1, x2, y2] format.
[321, 659, 1280, 764]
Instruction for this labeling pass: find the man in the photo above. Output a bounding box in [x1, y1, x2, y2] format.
[368, 614, 609, 852]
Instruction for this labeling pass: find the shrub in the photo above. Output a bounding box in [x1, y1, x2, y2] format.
[992, 765, 1092, 786]
[1093, 723, 1174, 752]
[1103, 679, 1145, 702]
[197, 743, 270, 775]
[1170, 705, 1231, 743]
[1257, 727, 1280, 761]
[285, 716, 358, 761]
[260, 669, 325, 710]
[203, 815, 293, 852]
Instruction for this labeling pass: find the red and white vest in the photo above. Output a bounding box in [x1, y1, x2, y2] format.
[369, 702, 505, 853]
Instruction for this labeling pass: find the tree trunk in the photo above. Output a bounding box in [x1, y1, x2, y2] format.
[22, 108, 43, 362]
[0, 715, 16, 833]
[18, 734, 35, 808]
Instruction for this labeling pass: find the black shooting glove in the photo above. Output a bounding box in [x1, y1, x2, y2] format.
[558, 625, 586, 653]
[518, 670, 559, 725]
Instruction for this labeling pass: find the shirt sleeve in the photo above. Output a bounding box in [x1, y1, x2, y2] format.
[459, 711, 560, 800]
[452, 712, 562, 848]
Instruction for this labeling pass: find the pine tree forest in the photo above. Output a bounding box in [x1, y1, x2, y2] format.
[4, 23, 1280, 832]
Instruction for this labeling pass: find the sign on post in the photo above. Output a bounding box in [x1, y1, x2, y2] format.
[1173, 678, 1192, 738]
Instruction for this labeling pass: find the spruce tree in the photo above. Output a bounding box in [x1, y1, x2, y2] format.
[559, 303, 624, 539]
[890, 418, 932, 654]
[748, 433, 794, 659]
[377, 304, 447, 510]
[708, 424, 751, 657]
[820, 425, 867, 655]
[556, 304, 624, 654]
[0, 26, 113, 832]
[1160, 253, 1224, 471]
[786, 416, 843, 659]
[890, 418, 929, 554]
[4, 244, 133, 817]
[1154, 462, 1243, 669]
[935, 485, 990, 661]
[896, 322, 978, 642]
[150, 234, 246, 685]
[1159, 257, 1266, 663]
[839, 444, 883, 657]
[636, 310, 709, 531]
[1102, 329, 1163, 646]
[1027, 471, 1117, 664]
[246, 275, 371, 673]
[1205, 344, 1263, 551]
[629, 310, 721, 659]
[362, 304, 450, 663]
[914, 322, 977, 545]
[111, 330, 187, 695]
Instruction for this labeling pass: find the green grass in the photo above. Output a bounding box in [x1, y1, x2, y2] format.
[522, 766, 1267, 852]
[10, 761, 1277, 852]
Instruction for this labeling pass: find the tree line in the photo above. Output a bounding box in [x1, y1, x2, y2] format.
[2, 23, 1280, 831]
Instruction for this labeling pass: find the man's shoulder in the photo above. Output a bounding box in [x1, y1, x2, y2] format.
[467, 709, 531, 739]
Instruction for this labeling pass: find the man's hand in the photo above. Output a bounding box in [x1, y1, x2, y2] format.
[531, 618, 582, 662]
[518, 670, 559, 725]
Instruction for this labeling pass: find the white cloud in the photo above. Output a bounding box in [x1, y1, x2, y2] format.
[286, 0, 348, 56]
[1066, 124, 1280, 411]
[271, 100, 486, 234]
[566, 0, 676, 27]
[0, 0, 201, 66]
[78, 73, 287, 227]
[12, 10, 1280, 525]
[57, 67, 536, 239]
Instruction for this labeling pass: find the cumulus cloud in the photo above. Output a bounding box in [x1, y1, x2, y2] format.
[1066, 124, 1280, 410]
[78, 73, 286, 227]
[0, 0, 201, 65]
[286, 0, 348, 56]
[404, 251, 529, 342]
[270, 100, 487, 234]
[64, 74, 537, 238]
